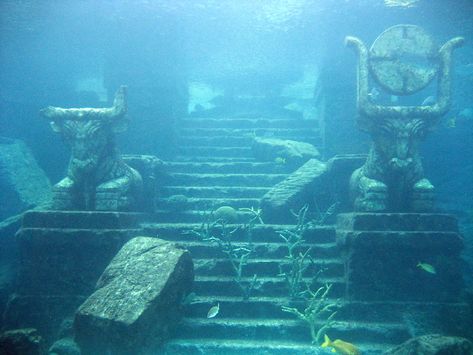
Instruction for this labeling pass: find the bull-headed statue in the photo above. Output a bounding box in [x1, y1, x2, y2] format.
[40, 86, 143, 211]
[346, 25, 463, 212]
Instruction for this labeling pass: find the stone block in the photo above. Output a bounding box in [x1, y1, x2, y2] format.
[123, 154, 166, 212]
[384, 334, 473, 355]
[16, 224, 136, 296]
[337, 213, 458, 232]
[0, 137, 51, 221]
[336, 213, 464, 302]
[74, 237, 194, 354]
[21, 210, 145, 229]
[251, 137, 320, 167]
[0, 328, 45, 355]
[260, 159, 327, 223]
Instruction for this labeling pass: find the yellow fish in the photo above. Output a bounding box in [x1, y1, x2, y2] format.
[417, 262, 436, 274]
[321, 334, 360, 355]
[207, 303, 220, 318]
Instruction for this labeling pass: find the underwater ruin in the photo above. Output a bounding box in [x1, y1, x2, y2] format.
[1, 2, 473, 355]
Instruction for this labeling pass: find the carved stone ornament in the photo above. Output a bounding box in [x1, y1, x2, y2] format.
[346, 25, 464, 212]
[40, 86, 143, 211]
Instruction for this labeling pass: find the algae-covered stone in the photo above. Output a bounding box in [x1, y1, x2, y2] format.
[252, 136, 320, 167]
[384, 334, 473, 355]
[74, 236, 194, 354]
[261, 158, 327, 223]
[0, 328, 45, 355]
[0, 137, 51, 220]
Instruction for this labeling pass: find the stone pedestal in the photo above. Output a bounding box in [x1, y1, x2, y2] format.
[2, 210, 145, 343]
[336, 213, 464, 302]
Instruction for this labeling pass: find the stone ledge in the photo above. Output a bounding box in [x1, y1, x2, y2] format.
[22, 210, 148, 229]
[337, 213, 458, 232]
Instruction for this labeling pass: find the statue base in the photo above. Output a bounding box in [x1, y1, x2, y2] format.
[336, 213, 464, 302]
[2, 210, 145, 343]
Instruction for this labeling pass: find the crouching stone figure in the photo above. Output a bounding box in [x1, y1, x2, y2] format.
[346, 25, 463, 212]
[40, 86, 143, 211]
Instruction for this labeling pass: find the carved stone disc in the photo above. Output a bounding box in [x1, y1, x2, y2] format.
[369, 24, 439, 95]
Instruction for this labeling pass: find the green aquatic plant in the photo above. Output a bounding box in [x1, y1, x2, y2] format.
[189, 212, 259, 300]
[282, 283, 339, 345]
[278, 204, 318, 299]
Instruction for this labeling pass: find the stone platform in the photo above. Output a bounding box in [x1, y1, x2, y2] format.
[2, 210, 145, 343]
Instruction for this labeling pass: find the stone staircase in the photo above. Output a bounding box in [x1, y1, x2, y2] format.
[140, 116, 409, 354]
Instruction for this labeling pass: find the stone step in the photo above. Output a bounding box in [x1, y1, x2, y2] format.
[156, 197, 261, 210]
[163, 338, 393, 355]
[21, 210, 145, 229]
[174, 318, 407, 345]
[174, 156, 257, 163]
[157, 241, 340, 259]
[337, 213, 458, 232]
[142, 223, 336, 243]
[160, 186, 271, 198]
[179, 127, 320, 139]
[168, 173, 288, 187]
[185, 115, 319, 122]
[184, 296, 437, 324]
[149, 210, 256, 223]
[193, 276, 345, 298]
[162, 338, 391, 355]
[165, 161, 293, 174]
[180, 118, 316, 129]
[184, 296, 333, 320]
[193, 257, 344, 278]
[178, 135, 321, 147]
[177, 146, 254, 158]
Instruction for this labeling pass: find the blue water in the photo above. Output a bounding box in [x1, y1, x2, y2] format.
[1, 1, 473, 354]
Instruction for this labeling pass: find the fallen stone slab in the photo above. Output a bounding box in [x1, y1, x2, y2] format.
[384, 334, 473, 355]
[260, 158, 328, 223]
[260, 154, 367, 223]
[74, 236, 194, 354]
[0, 137, 51, 221]
[252, 136, 320, 167]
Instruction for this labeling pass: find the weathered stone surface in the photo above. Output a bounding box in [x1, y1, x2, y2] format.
[337, 213, 464, 302]
[252, 136, 320, 166]
[384, 334, 473, 355]
[123, 154, 166, 212]
[2, 211, 142, 344]
[74, 236, 194, 354]
[48, 337, 81, 355]
[346, 26, 464, 212]
[40, 86, 143, 211]
[21, 210, 145, 229]
[260, 154, 366, 223]
[0, 214, 21, 318]
[0, 328, 45, 355]
[260, 159, 327, 223]
[0, 137, 51, 221]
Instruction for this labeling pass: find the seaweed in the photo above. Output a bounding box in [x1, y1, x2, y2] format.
[282, 283, 339, 344]
[189, 210, 261, 300]
[278, 205, 317, 299]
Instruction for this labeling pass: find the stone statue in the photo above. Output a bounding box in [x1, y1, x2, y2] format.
[40, 86, 143, 211]
[346, 25, 463, 212]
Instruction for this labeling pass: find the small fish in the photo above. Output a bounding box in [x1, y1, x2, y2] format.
[207, 303, 220, 318]
[321, 334, 360, 355]
[367, 87, 380, 102]
[422, 96, 436, 106]
[417, 262, 436, 274]
[274, 157, 286, 165]
[445, 117, 456, 128]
